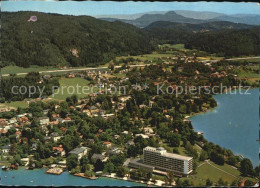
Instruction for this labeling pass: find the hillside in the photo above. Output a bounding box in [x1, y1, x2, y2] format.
[1, 11, 154, 68]
[185, 26, 260, 57]
[145, 21, 253, 31]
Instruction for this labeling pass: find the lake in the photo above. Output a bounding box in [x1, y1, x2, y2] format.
[0, 167, 144, 187]
[190, 88, 259, 166]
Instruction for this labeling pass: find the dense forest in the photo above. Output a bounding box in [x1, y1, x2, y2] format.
[1, 11, 259, 68]
[1, 11, 154, 68]
[184, 26, 260, 57]
[145, 21, 253, 31]
[145, 25, 260, 57]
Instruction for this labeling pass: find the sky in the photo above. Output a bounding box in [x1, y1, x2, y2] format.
[1, 0, 260, 16]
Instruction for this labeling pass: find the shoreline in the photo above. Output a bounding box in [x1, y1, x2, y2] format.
[188, 88, 258, 166]
[0, 167, 147, 187]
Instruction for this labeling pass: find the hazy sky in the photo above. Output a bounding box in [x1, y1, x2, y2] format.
[2, 0, 260, 16]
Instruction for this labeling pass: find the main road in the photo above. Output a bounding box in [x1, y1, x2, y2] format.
[1, 64, 145, 77]
[2, 56, 260, 77]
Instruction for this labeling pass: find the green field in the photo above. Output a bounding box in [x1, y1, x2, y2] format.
[1, 65, 58, 75]
[50, 77, 98, 100]
[182, 161, 242, 186]
[0, 101, 29, 109]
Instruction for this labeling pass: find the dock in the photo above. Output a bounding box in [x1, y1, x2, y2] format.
[46, 167, 63, 175]
[74, 173, 98, 180]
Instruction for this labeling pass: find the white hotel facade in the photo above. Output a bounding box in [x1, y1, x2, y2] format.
[143, 146, 193, 175]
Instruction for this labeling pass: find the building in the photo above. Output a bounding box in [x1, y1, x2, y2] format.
[52, 145, 66, 157]
[69, 147, 89, 161]
[1, 144, 11, 153]
[143, 146, 193, 176]
[91, 153, 108, 162]
[107, 146, 123, 155]
[37, 117, 50, 125]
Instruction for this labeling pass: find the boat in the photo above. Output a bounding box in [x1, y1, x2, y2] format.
[1, 166, 9, 171]
[30, 180, 34, 183]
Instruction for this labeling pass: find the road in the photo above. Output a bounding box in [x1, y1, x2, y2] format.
[2, 56, 259, 77]
[1, 64, 146, 77]
[201, 56, 260, 63]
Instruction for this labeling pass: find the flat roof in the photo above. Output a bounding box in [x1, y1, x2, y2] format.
[144, 146, 192, 161]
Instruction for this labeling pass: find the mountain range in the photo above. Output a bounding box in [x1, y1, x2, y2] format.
[145, 21, 254, 32]
[97, 10, 260, 28]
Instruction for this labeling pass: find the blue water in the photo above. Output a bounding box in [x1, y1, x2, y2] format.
[0, 168, 144, 186]
[190, 88, 259, 166]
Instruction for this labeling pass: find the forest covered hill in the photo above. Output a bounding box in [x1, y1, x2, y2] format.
[1, 11, 154, 68]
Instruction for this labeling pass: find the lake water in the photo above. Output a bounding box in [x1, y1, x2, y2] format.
[0, 168, 144, 186]
[190, 88, 259, 166]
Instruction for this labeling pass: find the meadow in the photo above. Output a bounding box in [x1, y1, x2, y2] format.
[50, 77, 98, 100]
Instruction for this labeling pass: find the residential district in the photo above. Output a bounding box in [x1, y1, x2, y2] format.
[0, 52, 259, 186]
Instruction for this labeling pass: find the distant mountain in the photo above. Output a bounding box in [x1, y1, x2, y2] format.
[174, 10, 225, 20]
[99, 10, 260, 27]
[145, 21, 254, 32]
[211, 15, 260, 25]
[125, 11, 205, 28]
[95, 11, 167, 20]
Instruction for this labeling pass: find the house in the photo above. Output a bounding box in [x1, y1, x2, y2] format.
[107, 146, 123, 155]
[0, 119, 8, 126]
[103, 141, 112, 148]
[52, 145, 65, 157]
[9, 118, 17, 124]
[21, 158, 30, 166]
[1, 144, 11, 153]
[143, 127, 154, 135]
[37, 117, 50, 125]
[0, 129, 8, 136]
[91, 153, 108, 162]
[15, 131, 22, 139]
[135, 134, 149, 139]
[31, 143, 38, 151]
[86, 139, 95, 145]
[89, 106, 99, 114]
[114, 135, 120, 140]
[50, 132, 62, 142]
[69, 147, 89, 161]
[126, 140, 135, 148]
[121, 131, 133, 136]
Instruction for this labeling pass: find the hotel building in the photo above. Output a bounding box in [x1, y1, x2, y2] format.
[143, 146, 193, 175]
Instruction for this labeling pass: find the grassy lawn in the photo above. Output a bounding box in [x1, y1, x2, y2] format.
[50, 77, 98, 100]
[0, 101, 29, 109]
[116, 52, 176, 62]
[2, 65, 58, 75]
[112, 73, 126, 78]
[188, 161, 241, 186]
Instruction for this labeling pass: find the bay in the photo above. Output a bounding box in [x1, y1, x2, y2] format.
[190, 88, 259, 166]
[0, 167, 144, 187]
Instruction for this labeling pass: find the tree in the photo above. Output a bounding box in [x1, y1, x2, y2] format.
[80, 156, 90, 173]
[103, 162, 115, 173]
[240, 158, 254, 176]
[167, 171, 175, 186]
[244, 179, 255, 186]
[116, 166, 129, 177]
[216, 178, 227, 186]
[206, 178, 213, 186]
[200, 150, 208, 161]
[67, 154, 78, 171]
[168, 132, 180, 147]
[94, 159, 104, 172]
